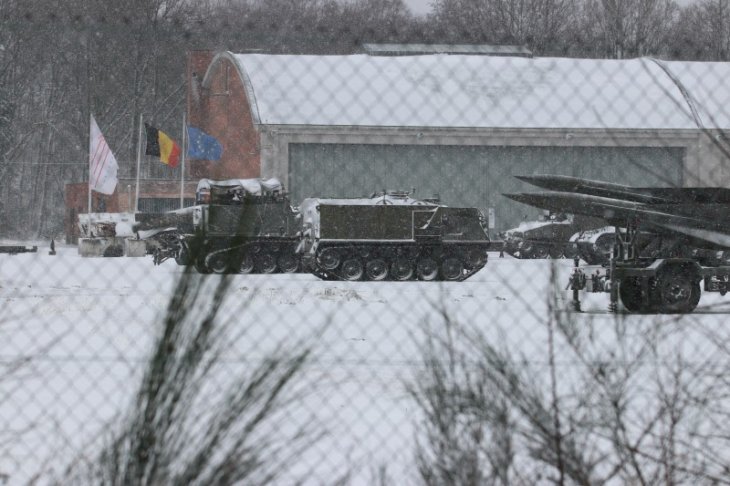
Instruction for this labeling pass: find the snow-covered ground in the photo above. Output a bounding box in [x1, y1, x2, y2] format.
[1, 246, 729, 483]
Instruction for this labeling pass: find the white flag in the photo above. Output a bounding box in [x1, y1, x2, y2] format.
[89, 114, 118, 195]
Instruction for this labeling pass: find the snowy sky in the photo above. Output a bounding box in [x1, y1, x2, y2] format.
[404, 0, 698, 17]
[403, 0, 432, 16]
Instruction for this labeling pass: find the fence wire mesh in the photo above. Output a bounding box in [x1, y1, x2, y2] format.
[3, 5, 730, 486]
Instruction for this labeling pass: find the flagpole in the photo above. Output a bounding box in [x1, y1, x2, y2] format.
[180, 112, 187, 209]
[134, 113, 143, 213]
[88, 114, 93, 220]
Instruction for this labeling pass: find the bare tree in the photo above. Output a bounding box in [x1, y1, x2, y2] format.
[430, 0, 578, 55]
[581, 0, 678, 58]
[59, 266, 325, 485]
[410, 263, 730, 484]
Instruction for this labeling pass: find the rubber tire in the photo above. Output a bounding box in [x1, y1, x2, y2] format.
[391, 258, 414, 281]
[175, 245, 191, 266]
[341, 258, 364, 281]
[619, 277, 644, 313]
[417, 258, 439, 281]
[440, 257, 463, 281]
[365, 258, 388, 281]
[657, 268, 699, 314]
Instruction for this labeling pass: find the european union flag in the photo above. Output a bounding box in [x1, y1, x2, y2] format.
[186, 126, 223, 161]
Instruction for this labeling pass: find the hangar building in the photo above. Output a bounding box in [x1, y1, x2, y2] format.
[186, 49, 730, 233]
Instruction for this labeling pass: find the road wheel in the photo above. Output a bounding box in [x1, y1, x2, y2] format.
[239, 254, 255, 274]
[257, 253, 277, 274]
[440, 257, 463, 281]
[520, 242, 534, 259]
[195, 257, 211, 274]
[533, 245, 549, 259]
[318, 248, 341, 270]
[365, 258, 388, 281]
[657, 267, 698, 313]
[417, 258, 438, 281]
[278, 253, 299, 273]
[548, 246, 563, 259]
[206, 253, 230, 274]
[466, 248, 487, 268]
[391, 258, 414, 281]
[341, 258, 364, 281]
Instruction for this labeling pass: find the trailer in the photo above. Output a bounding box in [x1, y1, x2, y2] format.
[570, 224, 730, 314]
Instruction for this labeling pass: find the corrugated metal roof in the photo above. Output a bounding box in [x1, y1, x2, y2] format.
[362, 43, 533, 57]
[210, 52, 730, 130]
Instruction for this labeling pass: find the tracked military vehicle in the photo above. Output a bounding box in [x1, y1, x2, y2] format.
[502, 212, 580, 259]
[298, 192, 491, 281]
[136, 178, 302, 274]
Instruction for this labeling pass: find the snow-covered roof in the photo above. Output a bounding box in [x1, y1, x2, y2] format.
[362, 43, 533, 57]
[206, 52, 730, 130]
[196, 178, 283, 195]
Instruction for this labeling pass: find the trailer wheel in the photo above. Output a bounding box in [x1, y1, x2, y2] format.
[391, 258, 414, 281]
[417, 258, 438, 281]
[657, 267, 700, 313]
[619, 277, 644, 313]
[175, 245, 191, 266]
[278, 254, 299, 273]
[520, 242, 534, 259]
[441, 257, 463, 281]
[341, 258, 364, 281]
[365, 258, 388, 281]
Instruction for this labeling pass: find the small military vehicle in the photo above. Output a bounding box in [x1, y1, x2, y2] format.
[297, 192, 492, 281]
[570, 226, 618, 265]
[136, 178, 302, 274]
[501, 212, 582, 259]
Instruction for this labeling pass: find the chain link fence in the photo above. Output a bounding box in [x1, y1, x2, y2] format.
[3, 49, 730, 486]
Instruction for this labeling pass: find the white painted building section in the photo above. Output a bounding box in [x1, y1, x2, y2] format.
[225, 53, 729, 130]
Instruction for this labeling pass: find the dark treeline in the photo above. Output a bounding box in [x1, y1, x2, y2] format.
[0, 0, 727, 238]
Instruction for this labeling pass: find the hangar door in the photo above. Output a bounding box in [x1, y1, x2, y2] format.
[289, 144, 684, 233]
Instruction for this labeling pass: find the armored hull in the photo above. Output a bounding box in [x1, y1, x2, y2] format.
[135, 178, 303, 274]
[298, 194, 491, 281]
[501, 213, 602, 259]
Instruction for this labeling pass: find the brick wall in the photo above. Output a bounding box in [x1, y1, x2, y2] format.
[187, 51, 261, 180]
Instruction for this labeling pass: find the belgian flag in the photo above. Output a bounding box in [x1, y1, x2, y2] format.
[145, 123, 181, 168]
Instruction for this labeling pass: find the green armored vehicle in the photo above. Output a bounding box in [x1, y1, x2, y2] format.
[136, 178, 302, 274]
[297, 192, 491, 281]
